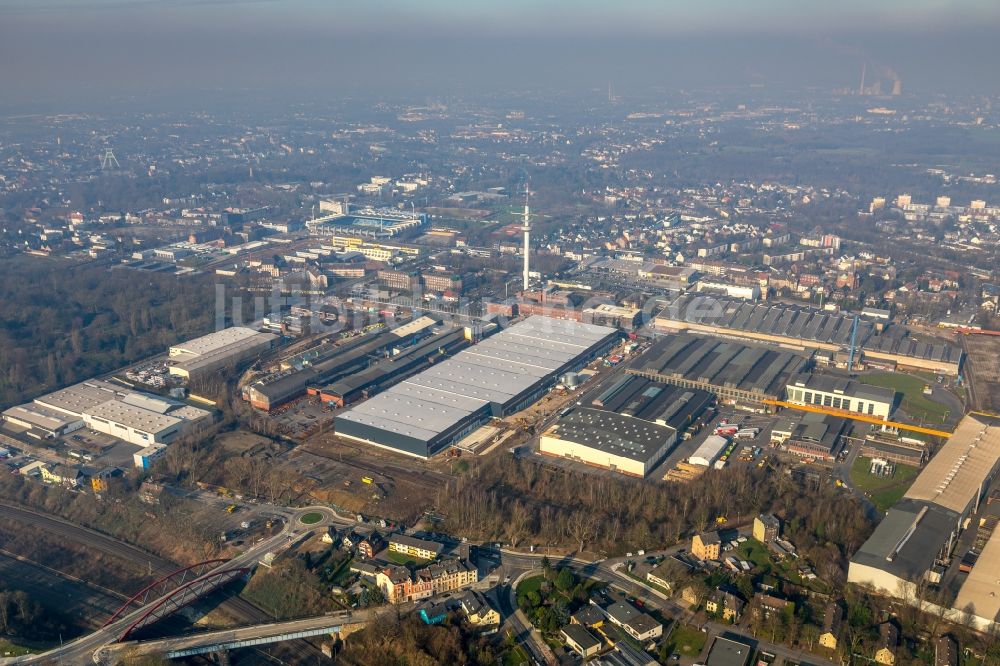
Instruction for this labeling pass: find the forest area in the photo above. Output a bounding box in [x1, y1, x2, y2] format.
[437, 456, 874, 584]
[0, 256, 241, 408]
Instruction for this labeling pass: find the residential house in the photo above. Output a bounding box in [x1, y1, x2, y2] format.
[755, 594, 793, 619]
[819, 602, 843, 650]
[624, 614, 663, 642]
[342, 530, 363, 550]
[706, 587, 745, 622]
[572, 604, 606, 628]
[358, 532, 385, 559]
[604, 600, 663, 642]
[875, 622, 899, 666]
[376, 558, 478, 604]
[753, 514, 781, 543]
[90, 466, 124, 493]
[389, 534, 444, 560]
[418, 602, 449, 625]
[680, 585, 701, 608]
[646, 561, 677, 592]
[561, 624, 601, 659]
[459, 591, 500, 628]
[321, 527, 339, 544]
[41, 464, 83, 488]
[692, 531, 722, 561]
[935, 635, 958, 666]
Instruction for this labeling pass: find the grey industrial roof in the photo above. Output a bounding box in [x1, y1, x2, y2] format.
[850, 498, 958, 582]
[636, 334, 809, 397]
[2, 403, 77, 431]
[85, 399, 182, 434]
[658, 293, 961, 364]
[547, 408, 676, 463]
[168, 327, 269, 357]
[337, 316, 616, 445]
[904, 414, 1000, 515]
[34, 379, 127, 416]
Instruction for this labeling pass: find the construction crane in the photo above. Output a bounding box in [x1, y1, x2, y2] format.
[762, 399, 953, 438]
[847, 315, 860, 373]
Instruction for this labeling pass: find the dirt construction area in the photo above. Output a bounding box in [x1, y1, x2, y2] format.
[287, 433, 459, 523]
[963, 334, 1000, 413]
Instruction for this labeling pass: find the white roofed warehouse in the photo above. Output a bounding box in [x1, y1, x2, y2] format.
[848, 414, 1000, 628]
[335, 316, 619, 458]
[166, 327, 278, 381]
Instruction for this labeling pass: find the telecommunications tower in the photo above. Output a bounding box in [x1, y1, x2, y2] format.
[521, 187, 531, 291]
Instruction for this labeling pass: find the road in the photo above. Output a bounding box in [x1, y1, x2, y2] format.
[93, 606, 393, 663]
[0, 505, 347, 665]
[496, 548, 838, 666]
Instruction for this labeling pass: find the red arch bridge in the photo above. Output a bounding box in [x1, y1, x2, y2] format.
[102, 559, 251, 642]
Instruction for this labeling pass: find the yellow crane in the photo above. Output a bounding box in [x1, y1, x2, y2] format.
[762, 399, 953, 438]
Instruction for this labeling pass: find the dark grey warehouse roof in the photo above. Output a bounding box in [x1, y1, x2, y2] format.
[548, 408, 676, 463]
[850, 498, 958, 582]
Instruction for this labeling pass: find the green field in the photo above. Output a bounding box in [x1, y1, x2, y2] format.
[504, 644, 532, 666]
[384, 550, 430, 566]
[0, 640, 35, 657]
[861, 372, 953, 424]
[515, 574, 545, 598]
[850, 456, 920, 512]
[299, 512, 324, 525]
[664, 624, 707, 657]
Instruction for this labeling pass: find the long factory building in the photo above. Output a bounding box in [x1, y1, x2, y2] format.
[335, 316, 619, 458]
[2, 379, 212, 467]
[653, 294, 963, 376]
[628, 333, 812, 407]
[244, 317, 440, 411]
[166, 327, 278, 381]
[848, 414, 1000, 631]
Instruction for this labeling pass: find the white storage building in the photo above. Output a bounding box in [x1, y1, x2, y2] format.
[689, 435, 730, 467]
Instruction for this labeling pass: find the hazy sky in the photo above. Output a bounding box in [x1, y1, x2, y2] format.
[1, 0, 998, 108]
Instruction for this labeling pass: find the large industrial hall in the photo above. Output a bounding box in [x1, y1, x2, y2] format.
[334, 316, 619, 457]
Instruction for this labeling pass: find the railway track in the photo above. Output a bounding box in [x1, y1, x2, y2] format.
[0, 502, 326, 662]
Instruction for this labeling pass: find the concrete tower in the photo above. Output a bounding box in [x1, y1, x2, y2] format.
[521, 189, 531, 291]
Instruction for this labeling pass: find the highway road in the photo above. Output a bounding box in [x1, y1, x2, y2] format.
[93, 605, 395, 663]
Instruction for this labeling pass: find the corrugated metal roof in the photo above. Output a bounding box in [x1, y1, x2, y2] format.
[903, 415, 1000, 515]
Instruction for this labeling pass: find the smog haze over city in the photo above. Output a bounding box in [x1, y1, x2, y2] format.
[1, 2, 1000, 666]
[2, 0, 1000, 107]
